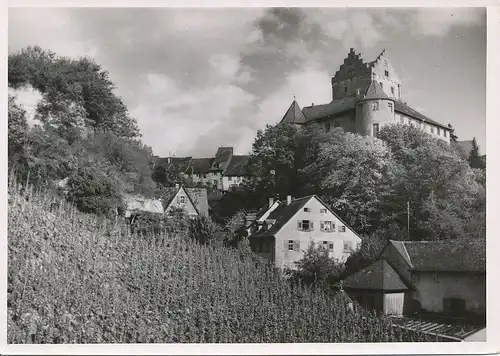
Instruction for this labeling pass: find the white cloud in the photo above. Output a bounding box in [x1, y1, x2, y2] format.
[410, 8, 485, 37]
[8, 86, 43, 127]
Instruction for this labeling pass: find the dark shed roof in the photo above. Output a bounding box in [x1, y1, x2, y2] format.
[341, 259, 409, 291]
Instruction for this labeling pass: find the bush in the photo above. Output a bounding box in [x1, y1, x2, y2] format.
[66, 166, 124, 217]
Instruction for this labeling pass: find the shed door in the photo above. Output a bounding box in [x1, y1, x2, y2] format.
[384, 293, 404, 316]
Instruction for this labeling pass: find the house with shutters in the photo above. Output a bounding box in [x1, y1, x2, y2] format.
[380, 239, 486, 322]
[160, 184, 209, 218]
[248, 195, 362, 270]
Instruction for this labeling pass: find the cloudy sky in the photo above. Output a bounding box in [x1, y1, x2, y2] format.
[8, 7, 486, 157]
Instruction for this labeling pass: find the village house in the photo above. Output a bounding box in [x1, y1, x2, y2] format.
[160, 184, 209, 218]
[154, 146, 253, 192]
[281, 48, 453, 142]
[248, 195, 362, 270]
[381, 239, 486, 321]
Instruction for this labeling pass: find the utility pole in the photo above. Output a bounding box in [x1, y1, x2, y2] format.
[407, 201, 410, 239]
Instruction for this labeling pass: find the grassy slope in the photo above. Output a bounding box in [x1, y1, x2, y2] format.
[7, 185, 435, 343]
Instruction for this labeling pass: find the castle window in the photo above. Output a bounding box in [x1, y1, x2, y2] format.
[348, 69, 354, 77]
[444, 130, 448, 138]
[385, 70, 389, 77]
[431, 126, 435, 134]
[372, 102, 379, 111]
[391, 86, 395, 95]
[437, 127, 441, 136]
[388, 102, 393, 112]
[373, 123, 380, 138]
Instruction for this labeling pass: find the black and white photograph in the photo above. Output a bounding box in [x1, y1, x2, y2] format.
[4, 4, 496, 352]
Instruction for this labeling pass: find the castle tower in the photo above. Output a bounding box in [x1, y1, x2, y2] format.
[355, 80, 395, 137]
[279, 97, 307, 125]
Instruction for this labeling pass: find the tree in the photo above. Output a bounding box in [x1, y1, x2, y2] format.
[468, 137, 485, 170]
[378, 124, 485, 241]
[286, 241, 345, 288]
[300, 127, 394, 234]
[66, 165, 125, 217]
[8, 95, 29, 174]
[343, 232, 387, 278]
[188, 215, 229, 246]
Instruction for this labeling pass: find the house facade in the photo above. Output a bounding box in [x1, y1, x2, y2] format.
[154, 147, 253, 192]
[161, 185, 209, 218]
[381, 239, 486, 319]
[281, 48, 452, 143]
[249, 195, 362, 270]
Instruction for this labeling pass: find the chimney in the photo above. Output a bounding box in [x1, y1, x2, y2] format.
[269, 197, 274, 209]
[175, 183, 180, 190]
[287, 195, 292, 206]
[167, 157, 171, 164]
[311, 103, 314, 107]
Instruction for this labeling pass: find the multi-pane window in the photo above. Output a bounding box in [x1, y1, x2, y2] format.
[288, 240, 294, 251]
[373, 124, 380, 138]
[339, 225, 346, 232]
[328, 243, 334, 252]
[388, 102, 393, 112]
[372, 102, 379, 111]
[286, 240, 300, 252]
[343, 241, 353, 252]
[321, 221, 334, 232]
[297, 220, 314, 231]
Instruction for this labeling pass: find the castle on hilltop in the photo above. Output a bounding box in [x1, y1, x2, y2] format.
[281, 48, 452, 142]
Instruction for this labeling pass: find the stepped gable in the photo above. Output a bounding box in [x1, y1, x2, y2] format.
[280, 99, 307, 124]
[332, 47, 372, 83]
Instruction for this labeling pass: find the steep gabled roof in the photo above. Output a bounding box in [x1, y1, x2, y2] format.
[389, 239, 486, 273]
[211, 147, 233, 171]
[188, 158, 214, 174]
[393, 101, 449, 129]
[185, 188, 209, 216]
[280, 99, 307, 124]
[223, 155, 252, 176]
[250, 196, 313, 238]
[156, 157, 192, 173]
[342, 259, 409, 291]
[302, 96, 357, 121]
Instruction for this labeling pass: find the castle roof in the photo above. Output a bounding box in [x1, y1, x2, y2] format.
[280, 99, 307, 124]
[359, 80, 392, 101]
[301, 96, 357, 122]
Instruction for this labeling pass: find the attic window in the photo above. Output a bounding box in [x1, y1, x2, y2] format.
[320, 208, 327, 213]
[339, 225, 346, 232]
[177, 195, 186, 204]
[304, 207, 311, 212]
[385, 70, 389, 77]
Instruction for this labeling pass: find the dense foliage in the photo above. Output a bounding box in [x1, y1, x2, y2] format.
[8, 184, 438, 343]
[242, 122, 486, 242]
[8, 46, 156, 215]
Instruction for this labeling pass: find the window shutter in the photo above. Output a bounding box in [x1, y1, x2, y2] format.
[320, 221, 324, 231]
[284, 240, 289, 252]
[293, 241, 300, 252]
[310, 221, 314, 231]
[297, 221, 301, 230]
